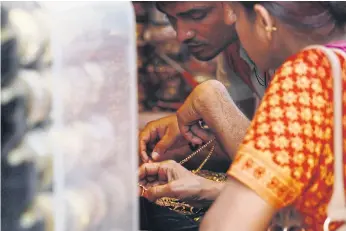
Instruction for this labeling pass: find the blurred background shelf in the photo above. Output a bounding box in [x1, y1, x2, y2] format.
[134, 1, 217, 114]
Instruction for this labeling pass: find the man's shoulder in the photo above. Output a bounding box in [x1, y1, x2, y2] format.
[223, 42, 257, 71]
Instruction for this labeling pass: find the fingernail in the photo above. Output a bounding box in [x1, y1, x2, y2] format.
[151, 152, 160, 160]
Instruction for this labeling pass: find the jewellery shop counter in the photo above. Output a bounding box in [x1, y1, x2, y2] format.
[2, 2, 138, 231]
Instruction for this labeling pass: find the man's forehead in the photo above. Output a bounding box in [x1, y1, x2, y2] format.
[157, 2, 218, 15]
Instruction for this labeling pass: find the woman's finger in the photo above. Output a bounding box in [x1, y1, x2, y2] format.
[138, 162, 160, 181]
[139, 162, 172, 182]
[145, 180, 167, 188]
[145, 183, 177, 201]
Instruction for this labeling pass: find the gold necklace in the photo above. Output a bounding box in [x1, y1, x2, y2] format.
[138, 138, 215, 196]
[155, 138, 217, 215]
[179, 138, 216, 173]
[140, 137, 228, 216]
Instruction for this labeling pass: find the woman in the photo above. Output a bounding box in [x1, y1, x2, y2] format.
[139, 2, 346, 230]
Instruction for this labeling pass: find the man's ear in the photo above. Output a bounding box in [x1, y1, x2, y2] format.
[253, 4, 275, 41]
[223, 3, 237, 26]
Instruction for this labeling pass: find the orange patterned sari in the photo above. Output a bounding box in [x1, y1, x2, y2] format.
[227, 47, 346, 231]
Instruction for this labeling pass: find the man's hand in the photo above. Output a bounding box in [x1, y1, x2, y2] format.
[177, 80, 250, 160]
[177, 80, 226, 145]
[139, 115, 212, 164]
[138, 160, 224, 208]
[139, 115, 185, 163]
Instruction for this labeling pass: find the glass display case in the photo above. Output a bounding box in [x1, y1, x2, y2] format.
[44, 2, 138, 231]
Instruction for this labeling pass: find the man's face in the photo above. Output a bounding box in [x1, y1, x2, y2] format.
[158, 2, 237, 61]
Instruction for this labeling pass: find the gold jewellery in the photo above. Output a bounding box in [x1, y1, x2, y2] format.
[179, 138, 215, 173]
[156, 137, 228, 216]
[155, 138, 218, 215]
[138, 138, 216, 198]
[265, 26, 277, 32]
[140, 120, 228, 216]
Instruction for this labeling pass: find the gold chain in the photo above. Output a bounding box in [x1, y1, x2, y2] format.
[138, 138, 215, 206]
[179, 137, 216, 174]
[154, 138, 216, 215]
[192, 143, 215, 173]
[179, 138, 215, 165]
[140, 137, 219, 216]
[139, 138, 216, 190]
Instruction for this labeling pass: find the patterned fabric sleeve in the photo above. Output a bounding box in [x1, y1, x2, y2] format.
[227, 49, 330, 209]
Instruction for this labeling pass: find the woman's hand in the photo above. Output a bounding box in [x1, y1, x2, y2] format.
[138, 160, 224, 208]
[176, 80, 229, 145]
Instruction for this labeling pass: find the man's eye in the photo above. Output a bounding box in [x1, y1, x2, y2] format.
[190, 12, 207, 20]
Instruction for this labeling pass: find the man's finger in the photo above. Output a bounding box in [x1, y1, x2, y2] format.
[176, 105, 203, 145]
[155, 144, 191, 162]
[140, 151, 149, 163]
[190, 124, 213, 141]
[152, 132, 175, 161]
[176, 99, 199, 126]
[139, 130, 151, 162]
[139, 124, 162, 163]
[180, 125, 203, 145]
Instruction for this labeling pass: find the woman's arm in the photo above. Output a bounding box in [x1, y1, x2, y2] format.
[200, 179, 276, 231]
[200, 48, 330, 230]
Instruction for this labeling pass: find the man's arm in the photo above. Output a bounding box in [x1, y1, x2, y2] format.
[213, 54, 253, 160]
[196, 80, 251, 160]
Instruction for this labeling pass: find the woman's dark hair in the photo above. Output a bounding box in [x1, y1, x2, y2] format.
[240, 2, 346, 35]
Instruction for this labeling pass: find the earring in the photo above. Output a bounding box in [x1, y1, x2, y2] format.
[265, 26, 277, 32]
[229, 12, 237, 22]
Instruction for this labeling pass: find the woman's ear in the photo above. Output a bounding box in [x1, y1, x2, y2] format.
[223, 3, 237, 26]
[253, 4, 275, 41]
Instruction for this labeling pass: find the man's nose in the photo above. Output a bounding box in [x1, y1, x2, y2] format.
[175, 23, 195, 43]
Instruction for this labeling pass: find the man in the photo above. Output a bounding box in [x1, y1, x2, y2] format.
[139, 2, 271, 170]
[156, 2, 268, 117]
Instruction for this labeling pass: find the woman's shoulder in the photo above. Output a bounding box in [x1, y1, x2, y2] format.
[283, 46, 345, 66]
[267, 46, 345, 106]
[275, 47, 345, 81]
